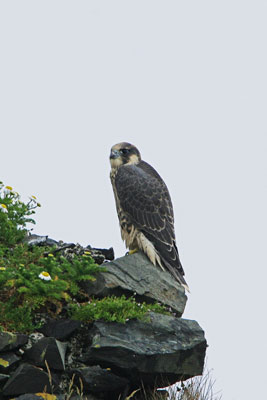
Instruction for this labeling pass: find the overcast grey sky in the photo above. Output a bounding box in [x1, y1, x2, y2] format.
[0, 1, 266, 399]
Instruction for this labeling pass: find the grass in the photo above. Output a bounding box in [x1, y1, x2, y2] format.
[125, 369, 222, 400]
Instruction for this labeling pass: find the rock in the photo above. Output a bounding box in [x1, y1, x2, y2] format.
[0, 352, 20, 373]
[12, 395, 46, 400]
[86, 246, 115, 263]
[38, 319, 82, 340]
[25, 337, 67, 371]
[70, 365, 129, 399]
[0, 332, 28, 352]
[84, 252, 187, 316]
[81, 312, 207, 387]
[23, 234, 114, 266]
[23, 234, 59, 247]
[2, 363, 54, 396]
[0, 372, 10, 383]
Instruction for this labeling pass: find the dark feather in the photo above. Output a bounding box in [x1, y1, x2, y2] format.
[115, 160, 187, 285]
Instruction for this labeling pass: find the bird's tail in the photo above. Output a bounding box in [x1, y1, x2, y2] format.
[162, 257, 190, 293]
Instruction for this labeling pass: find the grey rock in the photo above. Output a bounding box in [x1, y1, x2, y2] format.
[82, 312, 207, 387]
[38, 318, 82, 340]
[23, 234, 59, 247]
[0, 372, 10, 383]
[0, 352, 20, 373]
[70, 365, 129, 398]
[84, 252, 187, 316]
[86, 245, 115, 263]
[25, 337, 67, 371]
[0, 332, 28, 352]
[3, 363, 53, 395]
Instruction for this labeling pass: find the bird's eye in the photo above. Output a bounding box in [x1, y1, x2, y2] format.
[121, 148, 130, 155]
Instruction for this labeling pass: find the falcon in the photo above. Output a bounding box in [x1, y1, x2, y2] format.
[109, 142, 189, 291]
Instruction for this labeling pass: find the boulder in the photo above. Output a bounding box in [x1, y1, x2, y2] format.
[84, 252, 187, 317]
[25, 337, 67, 371]
[0, 352, 20, 373]
[80, 312, 207, 387]
[70, 365, 129, 399]
[38, 318, 82, 340]
[2, 363, 54, 396]
[0, 332, 28, 352]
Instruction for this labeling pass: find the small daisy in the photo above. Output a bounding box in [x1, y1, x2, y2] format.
[0, 204, 8, 213]
[4, 186, 13, 195]
[39, 271, 52, 281]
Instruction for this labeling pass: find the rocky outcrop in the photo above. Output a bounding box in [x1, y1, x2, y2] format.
[81, 313, 206, 386]
[0, 238, 207, 399]
[84, 252, 187, 317]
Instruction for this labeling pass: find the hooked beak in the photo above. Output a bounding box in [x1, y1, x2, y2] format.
[110, 149, 121, 159]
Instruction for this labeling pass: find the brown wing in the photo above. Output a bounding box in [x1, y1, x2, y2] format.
[115, 160, 186, 282]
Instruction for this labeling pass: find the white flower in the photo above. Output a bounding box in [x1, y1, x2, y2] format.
[0, 204, 8, 213]
[38, 271, 52, 281]
[3, 186, 13, 196]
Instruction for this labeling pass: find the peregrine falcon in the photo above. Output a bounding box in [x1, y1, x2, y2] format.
[110, 142, 189, 291]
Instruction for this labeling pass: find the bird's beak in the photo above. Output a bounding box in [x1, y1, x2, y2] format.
[110, 149, 120, 159]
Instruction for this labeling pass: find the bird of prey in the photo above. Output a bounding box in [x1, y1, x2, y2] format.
[109, 142, 189, 291]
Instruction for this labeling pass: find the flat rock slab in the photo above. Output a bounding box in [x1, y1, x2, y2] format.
[70, 365, 129, 399]
[0, 352, 20, 373]
[38, 318, 82, 340]
[3, 363, 54, 396]
[0, 332, 28, 352]
[82, 312, 207, 387]
[84, 252, 187, 317]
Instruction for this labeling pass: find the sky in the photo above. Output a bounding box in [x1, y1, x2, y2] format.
[0, 1, 266, 399]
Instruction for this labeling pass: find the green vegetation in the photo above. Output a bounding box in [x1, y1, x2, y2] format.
[0, 182, 168, 333]
[70, 295, 169, 324]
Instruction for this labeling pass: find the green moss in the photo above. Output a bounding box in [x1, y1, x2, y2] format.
[69, 295, 169, 324]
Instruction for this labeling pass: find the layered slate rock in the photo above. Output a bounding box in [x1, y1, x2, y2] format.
[0, 352, 20, 373]
[84, 252, 187, 316]
[81, 312, 207, 387]
[25, 337, 67, 371]
[70, 365, 129, 399]
[0, 332, 28, 352]
[2, 364, 54, 396]
[0, 237, 207, 398]
[38, 318, 82, 340]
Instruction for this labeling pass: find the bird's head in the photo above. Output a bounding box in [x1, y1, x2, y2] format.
[110, 142, 141, 168]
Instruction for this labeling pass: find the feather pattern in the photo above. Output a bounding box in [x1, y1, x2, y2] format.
[114, 160, 187, 288]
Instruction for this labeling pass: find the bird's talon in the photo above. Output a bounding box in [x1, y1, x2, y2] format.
[129, 249, 139, 255]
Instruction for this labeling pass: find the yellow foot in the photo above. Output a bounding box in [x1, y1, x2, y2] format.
[128, 248, 139, 255]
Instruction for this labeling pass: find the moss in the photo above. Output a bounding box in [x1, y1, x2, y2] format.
[69, 295, 170, 324]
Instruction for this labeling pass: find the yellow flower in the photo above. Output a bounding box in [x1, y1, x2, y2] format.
[31, 195, 37, 200]
[39, 271, 52, 281]
[0, 267, 6, 271]
[5, 186, 13, 191]
[48, 253, 54, 257]
[84, 251, 91, 255]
